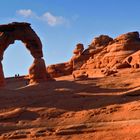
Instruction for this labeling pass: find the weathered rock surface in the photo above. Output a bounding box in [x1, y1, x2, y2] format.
[0, 61, 5, 86]
[46, 43, 84, 78]
[29, 58, 49, 84]
[82, 31, 140, 70]
[89, 35, 113, 48]
[0, 108, 25, 120]
[0, 70, 140, 140]
[72, 70, 88, 80]
[47, 62, 73, 78]
[0, 22, 51, 86]
[123, 50, 140, 68]
[47, 31, 140, 78]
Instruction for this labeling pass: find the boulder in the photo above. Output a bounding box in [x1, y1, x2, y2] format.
[47, 63, 73, 78]
[123, 50, 140, 68]
[89, 35, 113, 48]
[73, 43, 84, 55]
[72, 70, 88, 80]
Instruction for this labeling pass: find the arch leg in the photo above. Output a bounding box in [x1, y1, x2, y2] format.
[29, 58, 51, 84]
[0, 61, 5, 87]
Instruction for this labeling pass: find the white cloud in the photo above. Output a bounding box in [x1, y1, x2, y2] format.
[42, 12, 66, 26]
[17, 9, 34, 17]
[16, 9, 68, 27]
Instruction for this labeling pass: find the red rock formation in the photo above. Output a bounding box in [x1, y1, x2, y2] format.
[89, 35, 113, 48]
[91, 32, 140, 67]
[47, 62, 73, 78]
[0, 22, 51, 86]
[29, 58, 48, 84]
[123, 50, 140, 68]
[46, 43, 84, 78]
[73, 43, 84, 55]
[78, 31, 140, 77]
[0, 62, 5, 86]
[47, 31, 140, 78]
[69, 43, 85, 69]
[72, 70, 88, 80]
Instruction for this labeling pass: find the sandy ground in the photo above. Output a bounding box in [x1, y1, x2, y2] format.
[0, 68, 140, 140]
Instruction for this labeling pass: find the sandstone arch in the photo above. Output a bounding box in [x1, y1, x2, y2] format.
[0, 22, 49, 86]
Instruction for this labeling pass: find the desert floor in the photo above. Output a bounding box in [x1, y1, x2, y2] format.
[0, 68, 140, 140]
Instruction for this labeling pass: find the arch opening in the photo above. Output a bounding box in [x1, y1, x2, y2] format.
[3, 40, 33, 77]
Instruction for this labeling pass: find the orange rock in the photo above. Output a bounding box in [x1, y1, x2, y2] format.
[80, 32, 140, 73]
[29, 58, 48, 84]
[89, 35, 113, 48]
[47, 63, 73, 78]
[46, 43, 84, 78]
[72, 70, 88, 80]
[123, 50, 140, 68]
[0, 22, 52, 86]
[47, 31, 140, 78]
[0, 62, 5, 87]
[73, 43, 84, 55]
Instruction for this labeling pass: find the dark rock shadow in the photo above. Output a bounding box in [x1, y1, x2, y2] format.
[0, 79, 140, 112]
[0, 110, 39, 123]
[21, 80, 140, 111]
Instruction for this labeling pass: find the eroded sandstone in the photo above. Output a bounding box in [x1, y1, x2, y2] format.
[47, 31, 140, 78]
[0, 22, 51, 86]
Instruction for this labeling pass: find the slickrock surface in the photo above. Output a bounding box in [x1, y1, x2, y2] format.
[0, 69, 140, 140]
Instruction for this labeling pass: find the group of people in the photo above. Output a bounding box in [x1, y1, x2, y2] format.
[15, 74, 20, 78]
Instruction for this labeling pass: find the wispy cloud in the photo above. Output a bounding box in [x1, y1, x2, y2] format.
[42, 12, 66, 26]
[17, 9, 34, 17]
[16, 9, 68, 27]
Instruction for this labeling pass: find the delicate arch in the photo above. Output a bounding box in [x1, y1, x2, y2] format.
[0, 22, 49, 86]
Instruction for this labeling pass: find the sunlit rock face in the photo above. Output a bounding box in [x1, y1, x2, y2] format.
[0, 22, 51, 86]
[75, 31, 140, 77]
[123, 50, 140, 69]
[46, 43, 84, 78]
[29, 58, 51, 84]
[83, 32, 140, 69]
[47, 31, 140, 78]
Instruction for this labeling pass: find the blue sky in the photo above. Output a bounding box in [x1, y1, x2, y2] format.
[0, 0, 140, 77]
